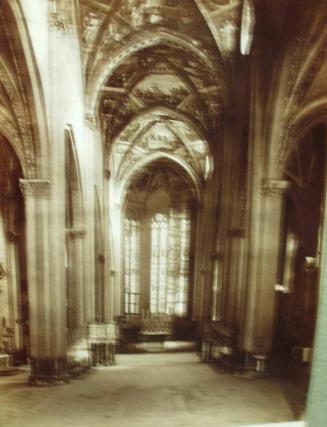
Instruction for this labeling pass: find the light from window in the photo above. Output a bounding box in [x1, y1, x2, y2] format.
[124, 219, 140, 314]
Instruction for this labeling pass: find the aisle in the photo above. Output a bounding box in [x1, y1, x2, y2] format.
[0, 353, 295, 427]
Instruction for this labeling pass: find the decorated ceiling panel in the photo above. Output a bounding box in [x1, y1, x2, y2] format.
[100, 45, 222, 141]
[80, 0, 223, 78]
[112, 109, 209, 183]
[196, 0, 242, 55]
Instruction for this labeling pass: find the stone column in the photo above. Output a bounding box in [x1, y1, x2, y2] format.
[241, 178, 289, 372]
[84, 115, 98, 324]
[6, 231, 24, 360]
[192, 203, 207, 320]
[225, 228, 246, 328]
[111, 202, 123, 318]
[66, 228, 85, 332]
[102, 170, 111, 323]
[20, 179, 69, 385]
[140, 216, 150, 315]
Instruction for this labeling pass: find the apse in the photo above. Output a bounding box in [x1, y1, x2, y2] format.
[123, 159, 197, 318]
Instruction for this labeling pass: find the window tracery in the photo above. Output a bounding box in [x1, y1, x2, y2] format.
[124, 160, 195, 317]
[150, 213, 169, 314]
[124, 208, 192, 316]
[124, 218, 141, 314]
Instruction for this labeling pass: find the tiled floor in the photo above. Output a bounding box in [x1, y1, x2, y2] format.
[0, 353, 296, 427]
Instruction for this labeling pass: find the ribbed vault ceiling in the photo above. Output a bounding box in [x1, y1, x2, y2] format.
[87, 0, 224, 190]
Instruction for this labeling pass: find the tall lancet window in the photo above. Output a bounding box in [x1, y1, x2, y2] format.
[124, 159, 196, 317]
[150, 213, 169, 313]
[124, 218, 140, 314]
[150, 209, 191, 315]
[176, 212, 191, 316]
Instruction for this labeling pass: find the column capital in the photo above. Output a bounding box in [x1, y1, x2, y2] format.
[49, 12, 73, 34]
[66, 228, 86, 239]
[19, 179, 51, 199]
[7, 231, 20, 242]
[84, 113, 98, 130]
[104, 168, 111, 180]
[259, 178, 290, 196]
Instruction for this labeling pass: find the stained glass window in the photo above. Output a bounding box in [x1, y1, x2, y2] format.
[150, 213, 169, 313]
[124, 209, 191, 316]
[124, 219, 140, 314]
[150, 210, 191, 316]
[176, 213, 190, 316]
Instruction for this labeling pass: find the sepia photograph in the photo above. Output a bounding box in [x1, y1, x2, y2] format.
[0, 1, 326, 426]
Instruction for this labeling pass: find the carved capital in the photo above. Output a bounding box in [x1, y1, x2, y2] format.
[0, 262, 7, 280]
[304, 256, 319, 273]
[259, 179, 290, 196]
[7, 231, 20, 242]
[211, 252, 224, 261]
[84, 113, 98, 130]
[66, 228, 86, 239]
[104, 169, 111, 180]
[49, 12, 71, 34]
[19, 179, 51, 199]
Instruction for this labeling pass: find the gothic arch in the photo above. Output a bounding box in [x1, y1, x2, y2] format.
[0, 0, 49, 178]
[65, 125, 85, 229]
[119, 152, 202, 208]
[281, 100, 327, 175]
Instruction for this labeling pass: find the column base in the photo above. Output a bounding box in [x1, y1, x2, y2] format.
[91, 343, 116, 366]
[235, 353, 271, 378]
[253, 354, 269, 374]
[29, 357, 70, 386]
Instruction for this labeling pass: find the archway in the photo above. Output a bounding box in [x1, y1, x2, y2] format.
[274, 123, 326, 414]
[0, 134, 28, 365]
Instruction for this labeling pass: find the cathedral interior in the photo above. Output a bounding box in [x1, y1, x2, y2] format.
[0, 1, 327, 426]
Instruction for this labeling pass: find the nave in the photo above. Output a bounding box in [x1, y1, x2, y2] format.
[0, 352, 297, 427]
[1, 1, 327, 425]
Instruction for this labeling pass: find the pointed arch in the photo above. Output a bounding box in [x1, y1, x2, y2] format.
[0, 0, 49, 177]
[65, 125, 85, 229]
[119, 152, 201, 208]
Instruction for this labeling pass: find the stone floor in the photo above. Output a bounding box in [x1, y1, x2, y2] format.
[0, 353, 297, 427]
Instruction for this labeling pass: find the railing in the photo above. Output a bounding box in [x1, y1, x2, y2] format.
[67, 324, 88, 347]
[67, 323, 119, 369]
[88, 323, 118, 366]
[88, 323, 118, 344]
[140, 312, 173, 337]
